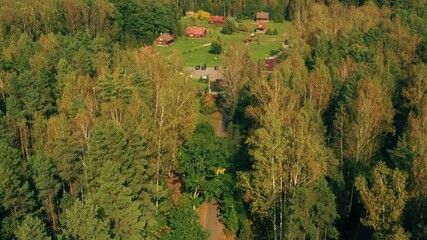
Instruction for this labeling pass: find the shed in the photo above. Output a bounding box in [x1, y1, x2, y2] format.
[154, 33, 174, 46]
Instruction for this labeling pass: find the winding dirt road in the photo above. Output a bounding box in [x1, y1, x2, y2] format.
[197, 201, 225, 240]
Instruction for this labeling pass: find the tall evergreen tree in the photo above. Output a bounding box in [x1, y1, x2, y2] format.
[89, 160, 145, 239]
[29, 151, 61, 232]
[15, 216, 50, 240]
[61, 199, 110, 240]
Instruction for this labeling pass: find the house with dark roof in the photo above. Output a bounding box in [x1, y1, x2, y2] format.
[256, 12, 269, 22]
[186, 26, 207, 38]
[208, 16, 225, 24]
[154, 33, 174, 46]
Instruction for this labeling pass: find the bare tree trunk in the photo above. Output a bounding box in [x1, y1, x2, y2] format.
[272, 157, 277, 240]
[348, 180, 354, 217]
[48, 189, 60, 232]
[69, 180, 74, 196]
[280, 176, 283, 240]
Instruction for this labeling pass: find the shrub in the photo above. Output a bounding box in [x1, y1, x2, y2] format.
[221, 17, 238, 35]
[265, 28, 278, 35]
[273, 28, 278, 35]
[200, 94, 217, 115]
[209, 40, 223, 54]
[238, 24, 250, 32]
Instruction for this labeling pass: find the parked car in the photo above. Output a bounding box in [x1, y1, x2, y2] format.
[214, 65, 220, 70]
[195, 65, 200, 70]
[201, 64, 207, 70]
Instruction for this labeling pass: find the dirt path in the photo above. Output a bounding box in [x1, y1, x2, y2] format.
[196, 112, 230, 240]
[197, 201, 226, 240]
[212, 111, 226, 138]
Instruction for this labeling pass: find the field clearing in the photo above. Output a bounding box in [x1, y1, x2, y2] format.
[155, 19, 296, 67]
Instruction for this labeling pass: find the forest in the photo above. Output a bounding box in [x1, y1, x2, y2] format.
[0, 0, 426, 239]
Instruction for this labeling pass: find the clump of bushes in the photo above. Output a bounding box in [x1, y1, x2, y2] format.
[265, 28, 278, 35]
[209, 40, 223, 54]
[200, 94, 217, 115]
[238, 23, 250, 32]
[221, 17, 239, 35]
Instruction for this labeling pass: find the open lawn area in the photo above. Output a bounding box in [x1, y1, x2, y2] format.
[155, 18, 296, 67]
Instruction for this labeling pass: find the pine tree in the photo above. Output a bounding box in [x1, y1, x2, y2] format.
[45, 114, 83, 196]
[0, 124, 36, 223]
[15, 216, 50, 240]
[61, 199, 110, 240]
[89, 160, 145, 239]
[30, 151, 61, 232]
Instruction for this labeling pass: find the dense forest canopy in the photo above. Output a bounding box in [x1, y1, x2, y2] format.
[0, 0, 426, 239]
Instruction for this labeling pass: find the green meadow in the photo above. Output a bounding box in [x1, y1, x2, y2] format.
[155, 18, 296, 67]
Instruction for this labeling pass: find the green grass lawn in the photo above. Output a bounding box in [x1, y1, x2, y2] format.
[155, 18, 296, 67]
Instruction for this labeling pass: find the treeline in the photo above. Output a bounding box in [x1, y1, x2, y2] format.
[0, 0, 426, 240]
[0, 0, 176, 44]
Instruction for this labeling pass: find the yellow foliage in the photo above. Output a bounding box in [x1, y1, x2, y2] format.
[191, 10, 211, 20]
[215, 168, 225, 176]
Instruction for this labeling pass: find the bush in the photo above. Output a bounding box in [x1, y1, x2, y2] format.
[209, 40, 223, 54]
[273, 28, 278, 35]
[221, 17, 238, 35]
[265, 28, 278, 35]
[219, 194, 239, 234]
[238, 24, 250, 32]
[200, 94, 217, 115]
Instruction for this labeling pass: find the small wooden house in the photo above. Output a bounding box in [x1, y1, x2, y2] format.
[208, 16, 225, 24]
[154, 33, 174, 46]
[256, 22, 267, 32]
[256, 12, 269, 22]
[186, 26, 207, 38]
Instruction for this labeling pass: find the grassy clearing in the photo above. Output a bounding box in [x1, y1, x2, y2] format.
[155, 18, 296, 66]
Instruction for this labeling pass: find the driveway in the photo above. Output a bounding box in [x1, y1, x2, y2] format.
[185, 67, 223, 81]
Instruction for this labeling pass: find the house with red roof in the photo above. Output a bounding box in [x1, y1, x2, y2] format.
[208, 16, 225, 24]
[186, 26, 207, 38]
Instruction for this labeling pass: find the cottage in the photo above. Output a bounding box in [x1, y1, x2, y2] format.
[186, 26, 207, 38]
[208, 16, 225, 24]
[154, 33, 174, 46]
[256, 22, 267, 32]
[256, 12, 269, 22]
